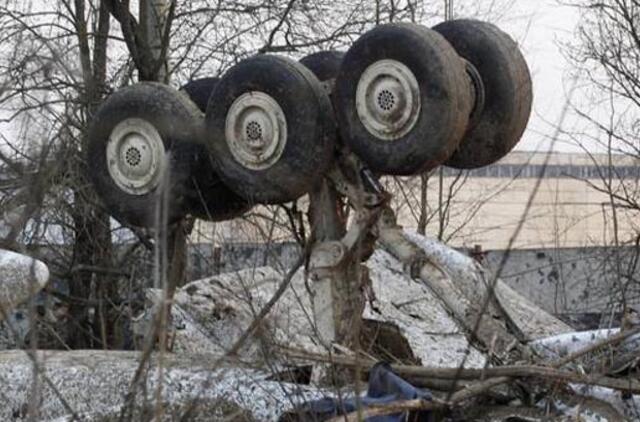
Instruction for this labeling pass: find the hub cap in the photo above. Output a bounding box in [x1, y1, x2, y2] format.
[225, 91, 287, 170]
[106, 118, 166, 196]
[355, 59, 421, 141]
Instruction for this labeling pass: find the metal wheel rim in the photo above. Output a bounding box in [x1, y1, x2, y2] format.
[106, 118, 166, 196]
[355, 59, 421, 141]
[463, 59, 486, 130]
[225, 91, 288, 170]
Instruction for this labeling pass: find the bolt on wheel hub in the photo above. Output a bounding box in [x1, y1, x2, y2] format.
[356, 59, 421, 141]
[106, 118, 166, 196]
[225, 91, 287, 170]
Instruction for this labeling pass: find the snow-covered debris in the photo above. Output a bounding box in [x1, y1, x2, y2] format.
[365, 250, 485, 367]
[405, 232, 573, 340]
[530, 329, 640, 420]
[0, 249, 49, 320]
[0, 350, 326, 421]
[162, 251, 485, 368]
[169, 266, 322, 360]
[131, 288, 223, 355]
[0, 239, 637, 420]
[567, 385, 640, 421]
[530, 328, 640, 369]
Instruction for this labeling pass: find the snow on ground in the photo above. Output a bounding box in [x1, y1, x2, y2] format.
[0, 350, 327, 421]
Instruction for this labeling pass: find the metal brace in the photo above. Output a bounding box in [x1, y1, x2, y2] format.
[327, 152, 387, 210]
[308, 154, 389, 344]
[309, 154, 389, 271]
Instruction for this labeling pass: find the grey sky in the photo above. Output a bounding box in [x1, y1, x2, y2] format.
[495, 0, 583, 153]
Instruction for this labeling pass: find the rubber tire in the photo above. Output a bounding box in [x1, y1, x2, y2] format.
[205, 55, 336, 204]
[434, 19, 533, 169]
[88, 82, 201, 228]
[333, 23, 471, 176]
[179, 78, 252, 221]
[300, 51, 344, 82]
[180, 77, 219, 111]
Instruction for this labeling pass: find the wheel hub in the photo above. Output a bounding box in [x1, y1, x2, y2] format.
[106, 118, 166, 196]
[356, 59, 421, 141]
[225, 91, 287, 170]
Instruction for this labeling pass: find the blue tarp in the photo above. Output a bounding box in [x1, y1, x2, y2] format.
[285, 362, 433, 421]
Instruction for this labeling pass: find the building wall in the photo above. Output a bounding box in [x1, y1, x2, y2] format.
[484, 246, 640, 315]
[392, 175, 636, 250]
[190, 151, 639, 250]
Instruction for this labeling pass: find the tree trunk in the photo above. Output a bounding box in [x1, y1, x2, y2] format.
[68, 0, 114, 349]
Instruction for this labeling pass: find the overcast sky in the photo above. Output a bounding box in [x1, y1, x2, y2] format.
[494, 0, 585, 153]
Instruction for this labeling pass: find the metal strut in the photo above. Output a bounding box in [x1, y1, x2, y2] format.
[308, 153, 388, 346]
